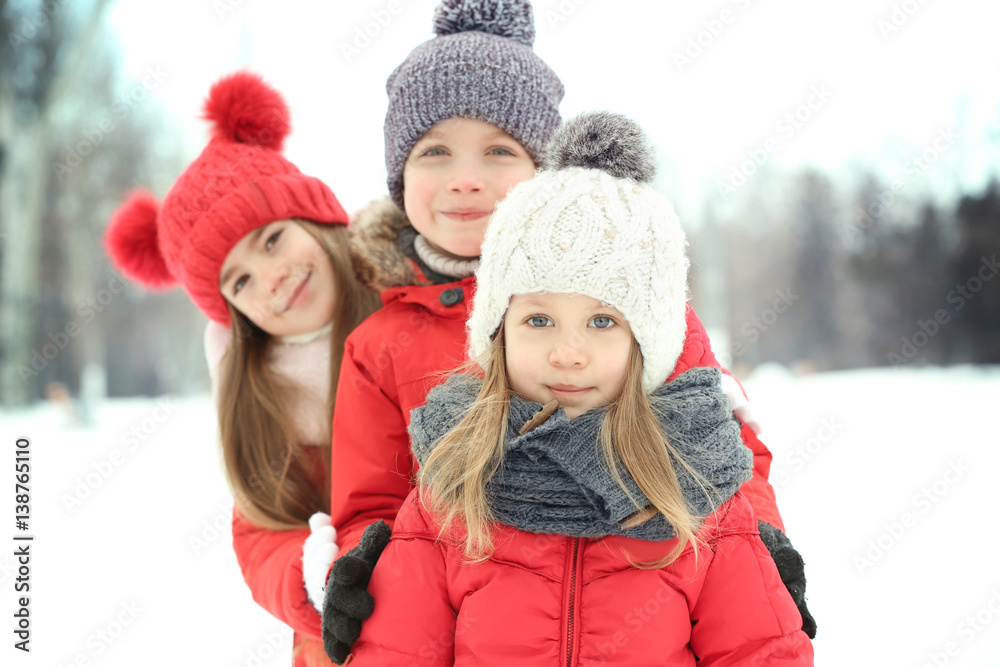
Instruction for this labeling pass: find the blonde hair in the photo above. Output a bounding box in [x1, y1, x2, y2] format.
[419, 322, 711, 567]
[216, 220, 381, 531]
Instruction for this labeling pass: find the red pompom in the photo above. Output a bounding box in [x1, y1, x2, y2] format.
[105, 190, 175, 289]
[202, 71, 290, 151]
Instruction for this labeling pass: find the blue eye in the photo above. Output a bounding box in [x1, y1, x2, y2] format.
[590, 316, 615, 329]
[265, 229, 282, 251]
[528, 315, 552, 327]
[233, 275, 248, 295]
[488, 146, 515, 156]
[422, 147, 447, 156]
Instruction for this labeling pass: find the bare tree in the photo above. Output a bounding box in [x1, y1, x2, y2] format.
[0, 0, 115, 405]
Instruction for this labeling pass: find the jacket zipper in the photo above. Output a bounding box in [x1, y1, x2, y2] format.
[565, 538, 581, 667]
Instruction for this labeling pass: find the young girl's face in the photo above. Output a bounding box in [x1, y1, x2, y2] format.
[219, 220, 337, 337]
[503, 292, 632, 419]
[402, 117, 536, 260]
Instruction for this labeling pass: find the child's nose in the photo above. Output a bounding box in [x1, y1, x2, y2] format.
[447, 158, 485, 193]
[264, 263, 290, 295]
[549, 333, 588, 367]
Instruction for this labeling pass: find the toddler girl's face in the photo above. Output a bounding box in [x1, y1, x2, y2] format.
[219, 220, 337, 337]
[503, 293, 632, 419]
[402, 117, 536, 260]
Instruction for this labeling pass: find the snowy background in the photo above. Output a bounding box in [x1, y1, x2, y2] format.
[2, 365, 999, 666]
[2, 0, 1000, 664]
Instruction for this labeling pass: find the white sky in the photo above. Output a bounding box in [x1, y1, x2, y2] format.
[105, 0, 1000, 220]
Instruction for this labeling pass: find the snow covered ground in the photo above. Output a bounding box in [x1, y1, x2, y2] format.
[1, 366, 998, 666]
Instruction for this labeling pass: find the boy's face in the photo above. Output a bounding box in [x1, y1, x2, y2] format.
[219, 220, 337, 337]
[503, 292, 633, 419]
[402, 117, 536, 260]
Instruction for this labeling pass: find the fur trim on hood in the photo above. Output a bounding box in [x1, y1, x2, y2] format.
[349, 197, 423, 292]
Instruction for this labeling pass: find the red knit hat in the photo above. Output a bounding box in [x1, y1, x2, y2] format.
[105, 71, 349, 324]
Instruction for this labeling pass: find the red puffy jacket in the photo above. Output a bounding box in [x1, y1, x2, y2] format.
[350, 491, 812, 665]
[232, 508, 330, 664]
[331, 200, 784, 558]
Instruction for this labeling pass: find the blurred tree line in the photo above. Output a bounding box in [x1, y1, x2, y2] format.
[690, 169, 1000, 374]
[0, 0, 203, 409]
[2, 2, 998, 408]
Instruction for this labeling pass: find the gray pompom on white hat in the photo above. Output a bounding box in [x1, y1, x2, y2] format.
[544, 111, 657, 182]
[468, 111, 690, 393]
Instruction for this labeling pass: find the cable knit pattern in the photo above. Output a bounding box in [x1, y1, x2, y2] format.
[468, 167, 689, 393]
[468, 112, 689, 392]
[409, 367, 752, 540]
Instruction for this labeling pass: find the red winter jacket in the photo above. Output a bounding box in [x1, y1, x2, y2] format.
[331, 200, 784, 558]
[350, 491, 812, 665]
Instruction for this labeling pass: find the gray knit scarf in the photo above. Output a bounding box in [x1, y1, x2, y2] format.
[409, 367, 753, 541]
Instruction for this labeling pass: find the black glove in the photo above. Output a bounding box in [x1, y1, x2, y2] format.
[757, 521, 817, 639]
[321, 520, 392, 664]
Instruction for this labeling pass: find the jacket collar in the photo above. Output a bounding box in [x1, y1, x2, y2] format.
[349, 196, 480, 314]
[348, 197, 421, 293]
[381, 275, 478, 317]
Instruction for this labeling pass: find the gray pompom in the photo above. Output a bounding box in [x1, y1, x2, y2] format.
[544, 111, 656, 183]
[433, 0, 535, 47]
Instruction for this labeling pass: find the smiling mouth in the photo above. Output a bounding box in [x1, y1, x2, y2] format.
[283, 272, 311, 312]
[440, 210, 491, 222]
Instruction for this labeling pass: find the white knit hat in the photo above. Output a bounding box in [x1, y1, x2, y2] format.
[467, 111, 689, 393]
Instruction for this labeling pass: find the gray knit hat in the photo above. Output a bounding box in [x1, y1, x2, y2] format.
[384, 0, 564, 209]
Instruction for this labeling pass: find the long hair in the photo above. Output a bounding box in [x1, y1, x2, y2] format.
[419, 325, 709, 567]
[216, 220, 382, 530]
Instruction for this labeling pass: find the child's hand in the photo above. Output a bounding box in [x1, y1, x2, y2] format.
[322, 520, 392, 664]
[758, 521, 817, 639]
[302, 512, 337, 614]
[720, 373, 763, 435]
